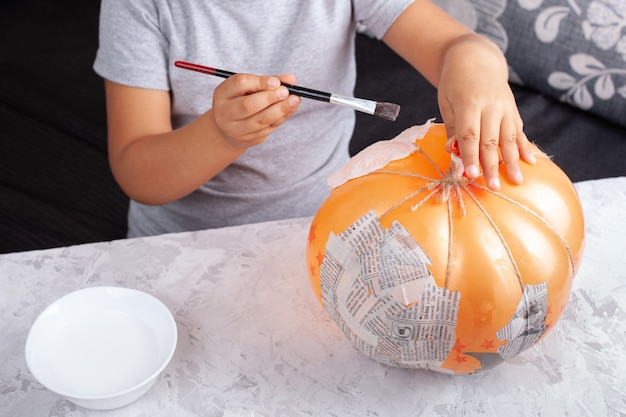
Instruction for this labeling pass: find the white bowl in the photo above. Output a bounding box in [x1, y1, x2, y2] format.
[25, 286, 177, 410]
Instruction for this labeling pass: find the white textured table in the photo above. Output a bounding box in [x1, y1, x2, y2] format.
[1, 177, 625, 417]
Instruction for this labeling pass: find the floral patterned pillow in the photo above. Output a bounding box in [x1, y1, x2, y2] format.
[440, 0, 626, 127]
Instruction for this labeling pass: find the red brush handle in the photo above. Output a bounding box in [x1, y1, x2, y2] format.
[174, 60, 331, 102]
[174, 61, 235, 78]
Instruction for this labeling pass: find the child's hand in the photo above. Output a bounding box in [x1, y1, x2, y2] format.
[211, 73, 301, 149]
[437, 35, 536, 190]
[103, 73, 301, 205]
[383, 0, 536, 191]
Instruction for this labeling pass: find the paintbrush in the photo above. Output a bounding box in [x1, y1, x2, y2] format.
[174, 61, 400, 122]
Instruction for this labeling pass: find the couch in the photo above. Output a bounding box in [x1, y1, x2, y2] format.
[1, 0, 624, 254]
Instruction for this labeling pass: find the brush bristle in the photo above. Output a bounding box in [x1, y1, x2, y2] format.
[374, 102, 401, 121]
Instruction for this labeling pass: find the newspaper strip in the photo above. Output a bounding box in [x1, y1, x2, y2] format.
[497, 282, 549, 359]
[320, 210, 460, 372]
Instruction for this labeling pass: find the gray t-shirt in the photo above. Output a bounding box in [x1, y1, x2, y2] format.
[94, 0, 412, 237]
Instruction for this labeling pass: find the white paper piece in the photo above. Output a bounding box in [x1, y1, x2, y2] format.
[319, 210, 460, 372]
[327, 119, 436, 188]
[497, 282, 549, 359]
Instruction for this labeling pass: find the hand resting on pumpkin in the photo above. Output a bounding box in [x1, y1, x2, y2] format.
[383, 0, 536, 191]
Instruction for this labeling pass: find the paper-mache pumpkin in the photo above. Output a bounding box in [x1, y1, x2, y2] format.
[306, 120, 585, 374]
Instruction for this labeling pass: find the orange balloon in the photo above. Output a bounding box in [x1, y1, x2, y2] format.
[306, 123, 585, 374]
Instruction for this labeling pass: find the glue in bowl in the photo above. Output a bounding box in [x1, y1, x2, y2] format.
[25, 286, 177, 410]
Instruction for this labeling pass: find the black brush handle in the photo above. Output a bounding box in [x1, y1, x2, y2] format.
[175, 61, 331, 102]
[279, 82, 330, 102]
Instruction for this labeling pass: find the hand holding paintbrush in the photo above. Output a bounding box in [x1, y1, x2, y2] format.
[175, 61, 400, 122]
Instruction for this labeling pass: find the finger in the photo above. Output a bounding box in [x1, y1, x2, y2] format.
[256, 94, 301, 128]
[239, 94, 301, 140]
[453, 108, 482, 180]
[276, 73, 297, 85]
[516, 129, 537, 166]
[438, 94, 456, 147]
[265, 95, 301, 130]
[214, 73, 285, 122]
[499, 116, 523, 185]
[443, 137, 464, 176]
[229, 84, 291, 120]
[438, 96, 467, 178]
[445, 136, 453, 153]
[479, 114, 503, 190]
[219, 73, 278, 98]
[248, 75, 301, 129]
[213, 74, 298, 145]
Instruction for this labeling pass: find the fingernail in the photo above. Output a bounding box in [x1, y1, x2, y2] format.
[446, 137, 460, 156]
[268, 77, 280, 88]
[466, 164, 479, 178]
[289, 96, 300, 106]
[489, 177, 501, 190]
[277, 86, 289, 99]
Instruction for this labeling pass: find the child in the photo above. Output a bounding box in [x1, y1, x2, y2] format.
[94, 0, 535, 237]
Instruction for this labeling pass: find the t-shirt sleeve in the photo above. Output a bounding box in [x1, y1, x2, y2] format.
[93, 0, 170, 91]
[352, 0, 415, 40]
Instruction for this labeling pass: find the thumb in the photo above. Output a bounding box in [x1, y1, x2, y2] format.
[438, 95, 465, 176]
[438, 94, 456, 150]
[277, 73, 297, 86]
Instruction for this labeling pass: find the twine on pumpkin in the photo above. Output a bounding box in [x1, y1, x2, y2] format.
[410, 160, 468, 289]
[462, 180, 578, 339]
[415, 163, 485, 290]
[445, 194, 454, 289]
[375, 151, 474, 290]
[462, 185, 526, 291]
[469, 182, 577, 275]
[411, 161, 468, 216]
[373, 148, 576, 296]
[375, 171, 441, 218]
[375, 148, 468, 219]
